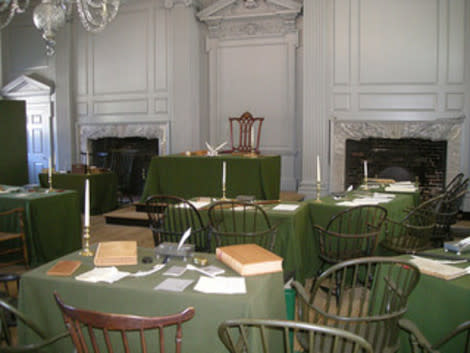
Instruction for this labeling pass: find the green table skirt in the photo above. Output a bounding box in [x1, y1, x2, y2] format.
[39, 172, 118, 215]
[141, 154, 281, 201]
[18, 248, 287, 353]
[0, 188, 82, 267]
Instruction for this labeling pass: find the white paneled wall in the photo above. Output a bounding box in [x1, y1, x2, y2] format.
[300, 0, 469, 203]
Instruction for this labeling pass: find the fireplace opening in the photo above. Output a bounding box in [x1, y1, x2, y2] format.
[90, 137, 158, 197]
[345, 138, 447, 196]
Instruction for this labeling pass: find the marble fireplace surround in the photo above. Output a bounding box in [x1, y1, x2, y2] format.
[78, 121, 170, 156]
[330, 116, 465, 191]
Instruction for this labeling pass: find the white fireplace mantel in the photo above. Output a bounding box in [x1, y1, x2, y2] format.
[77, 121, 170, 156]
[330, 116, 465, 191]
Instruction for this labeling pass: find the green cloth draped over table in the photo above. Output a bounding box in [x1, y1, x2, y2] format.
[400, 250, 470, 353]
[18, 248, 287, 353]
[38, 172, 118, 215]
[197, 202, 316, 283]
[0, 186, 82, 267]
[140, 154, 281, 201]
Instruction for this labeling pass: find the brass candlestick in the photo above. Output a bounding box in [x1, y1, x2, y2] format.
[48, 173, 53, 192]
[221, 182, 228, 200]
[80, 226, 94, 257]
[363, 176, 369, 191]
[314, 181, 322, 203]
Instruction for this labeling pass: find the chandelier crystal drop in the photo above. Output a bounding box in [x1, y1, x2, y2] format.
[0, 0, 30, 30]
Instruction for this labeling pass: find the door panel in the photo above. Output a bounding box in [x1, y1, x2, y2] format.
[26, 104, 51, 184]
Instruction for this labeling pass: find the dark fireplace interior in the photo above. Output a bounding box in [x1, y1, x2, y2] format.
[345, 138, 447, 196]
[90, 137, 159, 196]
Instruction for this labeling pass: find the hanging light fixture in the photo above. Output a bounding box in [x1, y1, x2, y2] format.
[1, 0, 119, 56]
[0, 0, 30, 29]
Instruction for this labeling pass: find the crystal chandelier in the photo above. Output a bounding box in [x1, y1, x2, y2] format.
[0, 0, 119, 56]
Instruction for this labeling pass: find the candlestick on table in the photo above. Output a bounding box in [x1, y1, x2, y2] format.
[221, 161, 227, 199]
[48, 157, 53, 192]
[80, 178, 93, 256]
[363, 160, 369, 190]
[316, 155, 321, 183]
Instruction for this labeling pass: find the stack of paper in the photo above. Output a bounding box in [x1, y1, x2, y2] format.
[336, 193, 395, 207]
[75, 267, 130, 283]
[409, 256, 470, 280]
[272, 204, 299, 211]
[193, 276, 247, 294]
[385, 181, 417, 193]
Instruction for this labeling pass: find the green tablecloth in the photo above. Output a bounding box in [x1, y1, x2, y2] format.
[400, 250, 470, 353]
[0, 186, 82, 267]
[141, 154, 281, 201]
[38, 172, 118, 215]
[18, 248, 286, 353]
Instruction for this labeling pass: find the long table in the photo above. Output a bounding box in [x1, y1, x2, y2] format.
[38, 172, 118, 215]
[18, 248, 287, 353]
[0, 186, 82, 267]
[141, 154, 281, 201]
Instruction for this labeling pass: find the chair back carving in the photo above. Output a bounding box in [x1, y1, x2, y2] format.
[218, 318, 374, 353]
[54, 292, 195, 353]
[381, 194, 443, 253]
[229, 112, 264, 153]
[293, 257, 420, 353]
[315, 205, 387, 266]
[0, 207, 28, 268]
[145, 195, 209, 252]
[207, 201, 277, 252]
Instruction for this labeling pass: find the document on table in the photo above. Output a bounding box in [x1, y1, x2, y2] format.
[272, 204, 299, 211]
[131, 264, 165, 277]
[75, 267, 130, 283]
[384, 181, 417, 193]
[154, 278, 194, 292]
[193, 276, 247, 294]
[336, 192, 396, 207]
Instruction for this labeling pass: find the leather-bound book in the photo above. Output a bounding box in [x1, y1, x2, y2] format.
[47, 260, 81, 276]
[216, 244, 283, 276]
[94, 241, 138, 266]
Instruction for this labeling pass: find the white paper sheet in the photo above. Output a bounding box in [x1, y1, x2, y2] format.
[193, 276, 247, 294]
[75, 267, 130, 283]
[131, 264, 165, 277]
[272, 204, 299, 211]
[154, 278, 194, 292]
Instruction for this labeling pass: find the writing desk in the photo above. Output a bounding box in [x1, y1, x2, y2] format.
[18, 247, 286, 353]
[0, 186, 82, 267]
[141, 154, 281, 201]
[38, 172, 118, 214]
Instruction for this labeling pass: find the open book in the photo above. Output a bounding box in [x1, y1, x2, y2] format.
[409, 256, 469, 280]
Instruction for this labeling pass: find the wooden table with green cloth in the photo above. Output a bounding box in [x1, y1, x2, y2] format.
[306, 190, 417, 272]
[0, 186, 82, 267]
[39, 171, 118, 214]
[18, 247, 287, 353]
[140, 154, 281, 201]
[399, 250, 470, 353]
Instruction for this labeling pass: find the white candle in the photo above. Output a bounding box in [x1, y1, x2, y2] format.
[222, 161, 226, 186]
[316, 155, 321, 183]
[364, 160, 368, 178]
[84, 178, 90, 227]
[48, 157, 52, 179]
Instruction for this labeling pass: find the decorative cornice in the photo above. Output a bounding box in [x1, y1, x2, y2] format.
[197, 0, 302, 38]
[164, 0, 202, 10]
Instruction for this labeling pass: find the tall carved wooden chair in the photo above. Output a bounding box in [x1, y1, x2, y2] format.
[218, 318, 374, 353]
[54, 292, 195, 353]
[314, 205, 388, 273]
[228, 112, 264, 154]
[292, 257, 420, 353]
[109, 148, 137, 204]
[145, 195, 209, 252]
[0, 208, 28, 268]
[207, 200, 277, 252]
[399, 319, 470, 353]
[381, 194, 444, 254]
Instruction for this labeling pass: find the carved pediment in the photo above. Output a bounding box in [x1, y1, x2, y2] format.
[1, 75, 53, 98]
[197, 0, 302, 37]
